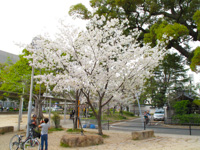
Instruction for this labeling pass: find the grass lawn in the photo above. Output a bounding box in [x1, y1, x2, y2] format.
[85, 110, 138, 123]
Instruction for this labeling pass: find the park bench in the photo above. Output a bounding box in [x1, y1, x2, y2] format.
[0, 126, 14, 134]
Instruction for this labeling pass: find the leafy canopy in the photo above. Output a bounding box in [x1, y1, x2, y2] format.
[69, 0, 200, 61]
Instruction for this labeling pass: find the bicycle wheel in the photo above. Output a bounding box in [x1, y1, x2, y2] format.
[23, 138, 40, 150]
[9, 135, 20, 150]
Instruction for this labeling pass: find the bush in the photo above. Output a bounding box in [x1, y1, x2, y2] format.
[123, 111, 134, 117]
[9, 107, 14, 111]
[172, 114, 200, 124]
[118, 115, 126, 119]
[51, 112, 61, 128]
[23, 108, 28, 111]
[173, 100, 190, 115]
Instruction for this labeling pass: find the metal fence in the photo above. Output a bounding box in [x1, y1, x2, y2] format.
[142, 118, 200, 136]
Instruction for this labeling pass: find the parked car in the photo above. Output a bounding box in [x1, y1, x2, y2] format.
[153, 109, 165, 121]
[52, 107, 60, 111]
[52, 107, 63, 111]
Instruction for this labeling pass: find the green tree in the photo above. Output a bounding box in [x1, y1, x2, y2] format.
[140, 53, 189, 107]
[69, 0, 200, 61]
[0, 51, 46, 120]
[0, 54, 32, 93]
[190, 47, 200, 72]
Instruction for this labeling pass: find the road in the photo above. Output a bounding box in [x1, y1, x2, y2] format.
[110, 118, 200, 136]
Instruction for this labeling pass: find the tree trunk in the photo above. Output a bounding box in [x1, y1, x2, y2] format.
[81, 90, 104, 135]
[35, 80, 44, 124]
[97, 105, 103, 135]
[34, 98, 38, 115]
[113, 106, 116, 114]
[119, 105, 123, 115]
[73, 98, 78, 129]
[73, 90, 80, 129]
[34, 98, 44, 127]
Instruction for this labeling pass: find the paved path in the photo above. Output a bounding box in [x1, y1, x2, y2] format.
[110, 118, 200, 135]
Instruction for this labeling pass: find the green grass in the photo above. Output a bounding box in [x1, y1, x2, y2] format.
[49, 128, 64, 133]
[101, 134, 109, 138]
[66, 128, 84, 133]
[101, 111, 136, 123]
[60, 142, 70, 147]
[84, 110, 136, 123]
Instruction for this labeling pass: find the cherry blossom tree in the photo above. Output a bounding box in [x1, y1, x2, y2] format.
[25, 15, 165, 135]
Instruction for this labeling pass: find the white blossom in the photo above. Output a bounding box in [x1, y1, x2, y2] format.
[25, 15, 166, 107]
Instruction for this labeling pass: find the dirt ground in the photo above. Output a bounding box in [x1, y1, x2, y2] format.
[1, 114, 200, 150]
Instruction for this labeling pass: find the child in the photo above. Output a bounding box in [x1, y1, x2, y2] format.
[38, 118, 50, 150]
[31, 114, 37, 128]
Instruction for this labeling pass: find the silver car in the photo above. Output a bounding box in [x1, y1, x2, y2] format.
[153, 109, 164, 121]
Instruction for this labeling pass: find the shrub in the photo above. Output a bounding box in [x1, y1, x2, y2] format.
[172, 114, 200, 124]
[9, 107, 14, 111]
[51, 112, 61, 128]
[123, 111, 134, 117]
[173, 100, 190, 115]
[118, 115, 126, 119]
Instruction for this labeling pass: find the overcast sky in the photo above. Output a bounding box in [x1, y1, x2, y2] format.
[0, 0, 199, 84]
[0, 0, 90, 55]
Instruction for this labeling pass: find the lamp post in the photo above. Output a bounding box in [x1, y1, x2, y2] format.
[26, 66, 34, 137]
[26, 37, 40, 137]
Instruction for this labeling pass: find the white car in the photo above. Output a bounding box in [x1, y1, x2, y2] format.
[52, 107, 61, 111]
[153, 109, 165, 121]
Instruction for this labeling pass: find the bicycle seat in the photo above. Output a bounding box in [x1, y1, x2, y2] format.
[19, 135, 24, 139]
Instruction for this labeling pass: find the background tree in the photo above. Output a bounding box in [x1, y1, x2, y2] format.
[69, 0, 200, 61]
[0, 54, 31, 94]
[190, 47, 200, 72]
[0, 51, 46, 121]
[140, 53, 190, 107]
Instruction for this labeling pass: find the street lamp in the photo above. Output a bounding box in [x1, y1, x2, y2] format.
[26, 37, 40, 137]
[26, 66, 34, 137]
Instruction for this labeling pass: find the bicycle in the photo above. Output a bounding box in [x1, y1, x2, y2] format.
[9, 124, 40, 150]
